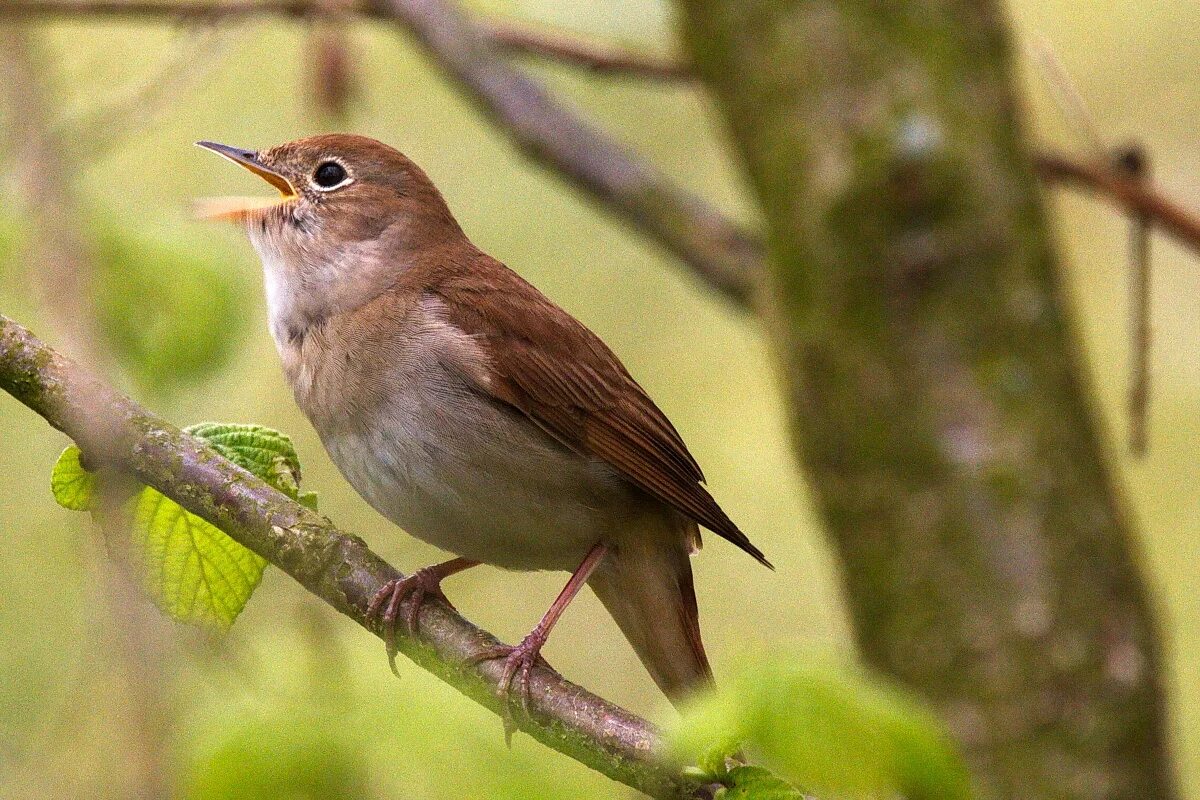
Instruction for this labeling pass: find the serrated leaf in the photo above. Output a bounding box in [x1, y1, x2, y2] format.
[133, 487, 267, 630]
[185, 423, 313, 507]
[720, 766, 803, 800]
[673, 658, 972, 800]
[51, 446, 97, 511]
[48, 422, 315, 631]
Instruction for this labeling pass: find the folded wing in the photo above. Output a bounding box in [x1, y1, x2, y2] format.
[428, 257, 772, 569]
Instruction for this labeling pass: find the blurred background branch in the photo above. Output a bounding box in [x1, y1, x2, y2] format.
[3, 1, 1200, 312]
[0, 28, 103, 367]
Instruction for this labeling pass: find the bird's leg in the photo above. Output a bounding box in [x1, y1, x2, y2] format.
[469, 542, 609, 731]
[368, 557, 480, 674]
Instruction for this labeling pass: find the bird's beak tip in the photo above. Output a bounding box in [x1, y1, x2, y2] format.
[195, 138, 298, 216]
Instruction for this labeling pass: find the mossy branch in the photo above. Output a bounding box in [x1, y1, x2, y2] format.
[0, 312, 707, 800]
[676, 1, 1176, 798]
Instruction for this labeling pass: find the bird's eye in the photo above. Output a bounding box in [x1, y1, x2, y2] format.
[313, 161, 348, 188]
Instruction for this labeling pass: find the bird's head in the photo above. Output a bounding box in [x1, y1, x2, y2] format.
[196, 134, 465, 339]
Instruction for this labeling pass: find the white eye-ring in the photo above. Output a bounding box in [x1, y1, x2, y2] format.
[311, 159, 353, 191]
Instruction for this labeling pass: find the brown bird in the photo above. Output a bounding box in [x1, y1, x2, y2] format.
[197, 134, 770, 707]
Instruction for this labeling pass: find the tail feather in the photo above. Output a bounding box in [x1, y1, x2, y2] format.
[588, 524, 712, 704]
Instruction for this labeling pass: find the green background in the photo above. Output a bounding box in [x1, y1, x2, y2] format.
[0, 1, 1197, 796]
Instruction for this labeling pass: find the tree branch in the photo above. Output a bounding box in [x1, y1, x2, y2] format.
[5, 2, 1200, 303]
[0, 313, 706, 800]
[0, 0, 760, 305]
[365, 0, 761, 305]
[1033, 152, 1200, 256]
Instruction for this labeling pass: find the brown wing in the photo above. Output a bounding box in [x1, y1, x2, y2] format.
[424, 255, 772, 569]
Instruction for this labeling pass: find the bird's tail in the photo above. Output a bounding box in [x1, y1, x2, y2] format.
[587, 521, 712, 704]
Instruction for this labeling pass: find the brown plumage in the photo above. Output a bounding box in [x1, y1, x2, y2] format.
[416, 257, 771, 569]
[196, 133, 770, 707]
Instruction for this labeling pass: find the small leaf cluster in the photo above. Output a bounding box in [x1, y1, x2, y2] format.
[673, 658, 973, 800]
[51, 423, 316, 631]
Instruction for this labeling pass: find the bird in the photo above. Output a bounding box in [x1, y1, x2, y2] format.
[196, 133, 771, 710]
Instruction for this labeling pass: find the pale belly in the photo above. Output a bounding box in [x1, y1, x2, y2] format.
[319, 390, 636, 571]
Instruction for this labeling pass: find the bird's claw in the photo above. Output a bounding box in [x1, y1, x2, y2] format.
[468, 632, 554, 744]
[367, 569, 454, 676]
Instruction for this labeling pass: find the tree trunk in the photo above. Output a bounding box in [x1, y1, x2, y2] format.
[676, 2, 1176, 798]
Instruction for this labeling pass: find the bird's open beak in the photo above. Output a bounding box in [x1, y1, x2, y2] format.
[194, 141, 298, 222]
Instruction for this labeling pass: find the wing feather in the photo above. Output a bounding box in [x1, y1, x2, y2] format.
[423, 256, 771, 568]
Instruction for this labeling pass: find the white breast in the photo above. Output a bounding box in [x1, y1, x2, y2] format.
[280, 292, 634, 572]
[250, 220, 639, 571]
[320, 367, 630, 571]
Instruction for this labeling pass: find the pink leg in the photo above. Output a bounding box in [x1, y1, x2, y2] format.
[469, 542, 609, 721]
[368, 557, 480, 674]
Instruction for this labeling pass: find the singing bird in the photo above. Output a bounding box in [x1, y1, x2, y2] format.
[197, 134, 771, 705]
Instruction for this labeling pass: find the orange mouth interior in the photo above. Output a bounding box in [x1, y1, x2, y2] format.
[195, 144, 298, 222]
[194, 193, 296, 223]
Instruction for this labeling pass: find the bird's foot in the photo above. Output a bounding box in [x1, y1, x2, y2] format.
[367, 567, 456, 676]
[468, 630, 555, 743]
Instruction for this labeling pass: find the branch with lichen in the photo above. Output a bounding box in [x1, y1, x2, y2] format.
[4, 2, 1200, 313]
[0, 312, 708, 800]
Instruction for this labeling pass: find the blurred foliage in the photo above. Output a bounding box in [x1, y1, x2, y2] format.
[92, 218, 250, 396]
[50, 423, 315, 630]
[182, 715, 372, 800]
[717, 766, 804, 800]
[2, 2, 1200, 799]
[672, 657, 972, 800]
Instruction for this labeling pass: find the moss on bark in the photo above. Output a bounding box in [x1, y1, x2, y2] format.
[0, 314, 703, 800]
[677, 2, 1176, 798]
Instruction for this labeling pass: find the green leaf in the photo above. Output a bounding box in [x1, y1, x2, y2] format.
[133, 488, 267, 631]
[696, 739, 736, 781]
[184, 423, 315, 509]
[719, 766, 803, 800]
[672, 658, 973, 800]
[51, 446, 97, 511]
[49, 423, 316, 630]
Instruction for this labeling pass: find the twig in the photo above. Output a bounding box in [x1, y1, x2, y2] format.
[1114, 146, 1153, 457]
[486, 19, 690, 80]
[5, 2, 1200, 309]
[0, 0, 759, 304]
[1034, 152, 1200, 259]
[1030, 39, 1156, 457]
[0, 313, 707, 800]
[0, 0, 695, 80]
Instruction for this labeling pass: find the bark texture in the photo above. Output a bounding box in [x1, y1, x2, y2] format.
[676, 2, 1176, 799]
[0, 314, 708, 800]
